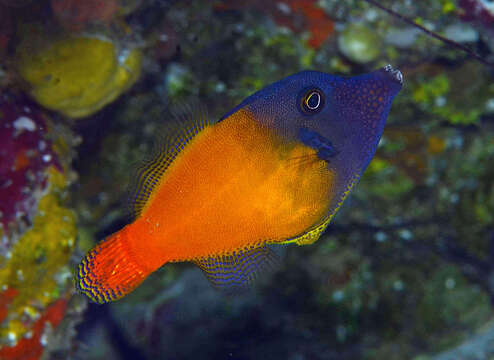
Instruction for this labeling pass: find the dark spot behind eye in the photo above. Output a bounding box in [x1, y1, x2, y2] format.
[298, 127, 338, 161]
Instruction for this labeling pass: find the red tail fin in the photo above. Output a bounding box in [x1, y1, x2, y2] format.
[75, 233, 149, 304]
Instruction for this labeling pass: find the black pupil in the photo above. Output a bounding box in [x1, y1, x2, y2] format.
[307, 92, 320, 109]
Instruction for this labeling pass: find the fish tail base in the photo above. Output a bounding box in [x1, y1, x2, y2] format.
[76, 232, 149, 304]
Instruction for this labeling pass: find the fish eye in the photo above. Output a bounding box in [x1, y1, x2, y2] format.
[300, 88, 325, 114]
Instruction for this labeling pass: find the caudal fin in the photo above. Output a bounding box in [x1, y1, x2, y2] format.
[75, 233, 149, 304]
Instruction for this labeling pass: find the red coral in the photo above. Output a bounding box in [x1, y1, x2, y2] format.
[459, 0, 494, 26]
[0, 289, 19, 324]
[0, 94, 60, 232]
[0, 299, 68, 360]
[50, 0, 119, 31]
[215, 0, 334, 49]
[280, 0, 334, 49]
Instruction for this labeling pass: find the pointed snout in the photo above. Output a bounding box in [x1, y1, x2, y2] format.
[382, 64, 403, 85]
[371, 64, 404, 96]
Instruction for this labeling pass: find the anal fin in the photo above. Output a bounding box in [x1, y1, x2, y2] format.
[193, 246, 280, 293]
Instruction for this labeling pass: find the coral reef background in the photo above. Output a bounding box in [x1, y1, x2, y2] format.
[1, 0, 494, 359]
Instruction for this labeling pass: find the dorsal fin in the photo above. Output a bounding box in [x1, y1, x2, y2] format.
[127, 104, 211, 220]
[193, 245, 280, 293]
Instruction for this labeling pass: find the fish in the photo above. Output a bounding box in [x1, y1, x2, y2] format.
[75, 66, 403, 304]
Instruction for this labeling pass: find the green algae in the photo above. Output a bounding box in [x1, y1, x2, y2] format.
[362, 158, 415, 198]
[338, 24, 382, 64]
[410, 63, 494, 125]
[418, 266, 490, 349]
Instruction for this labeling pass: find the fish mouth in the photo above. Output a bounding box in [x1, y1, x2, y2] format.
[382, 64, 404, 85]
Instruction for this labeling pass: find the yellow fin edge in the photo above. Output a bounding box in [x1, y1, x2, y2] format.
[280, 174, 360, 246]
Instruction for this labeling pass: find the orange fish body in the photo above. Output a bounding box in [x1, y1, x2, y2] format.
[130, 109, 334, 263]
[77, 68, 402, 303]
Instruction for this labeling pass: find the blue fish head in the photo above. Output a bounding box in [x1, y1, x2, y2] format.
[225, 66, 402, 194]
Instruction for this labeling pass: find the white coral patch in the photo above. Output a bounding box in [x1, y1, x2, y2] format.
[13, 116, 36, 132]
